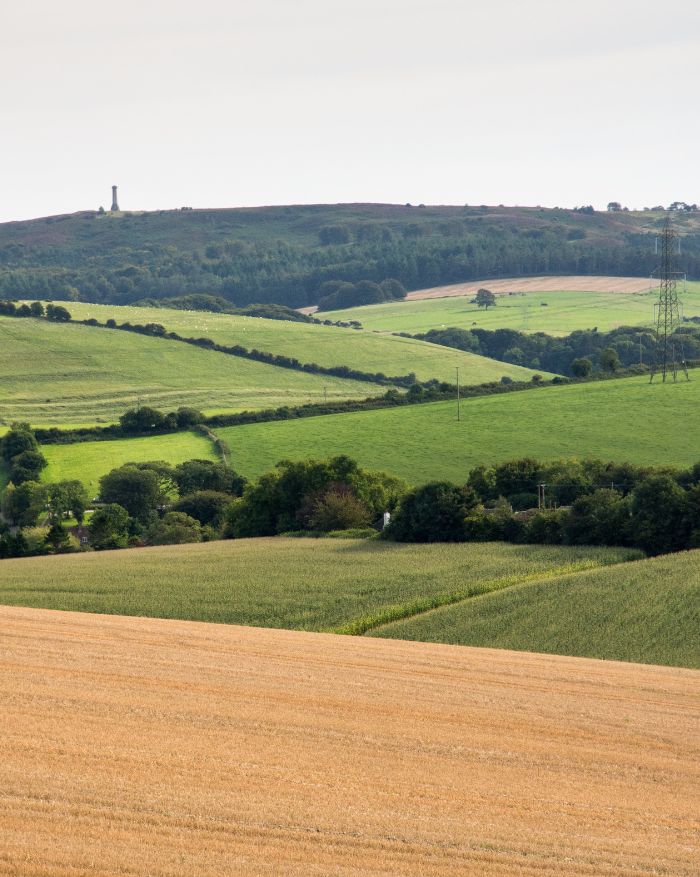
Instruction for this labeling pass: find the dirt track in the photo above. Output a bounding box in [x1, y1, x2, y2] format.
[406, 275, 653, 300]
[1, 605, 698, 876]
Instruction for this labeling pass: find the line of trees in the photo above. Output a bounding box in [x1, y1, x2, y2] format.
[5, 446, 700, 558]
[413, 324, 700, 376]
[0, 300, 71, 320]
[386, 456, 700, 555]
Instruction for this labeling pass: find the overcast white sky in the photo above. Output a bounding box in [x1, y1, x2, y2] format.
[1, 0, 699, 222]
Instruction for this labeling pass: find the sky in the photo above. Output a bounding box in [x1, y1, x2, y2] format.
[2, 0, 699, 222]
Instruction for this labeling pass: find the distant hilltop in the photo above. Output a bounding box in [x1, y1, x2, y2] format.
[0, 203, 698, 309]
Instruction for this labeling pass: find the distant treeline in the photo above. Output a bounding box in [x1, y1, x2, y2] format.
[3, 212, 700, 308]
[413, 324, 700, 376]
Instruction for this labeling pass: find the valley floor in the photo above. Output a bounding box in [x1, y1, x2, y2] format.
[1, 606, 697, 876]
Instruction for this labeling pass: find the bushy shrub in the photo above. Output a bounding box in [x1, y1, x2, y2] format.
[302, 483, 372, 532]
[172, 491, 233, 529]
[90, 504, 130, 550]
[386, 482, 478, 542]
[145, 512, 201, 545]
[173, 459, 245, 496]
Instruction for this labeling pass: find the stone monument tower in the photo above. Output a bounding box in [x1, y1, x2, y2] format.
[111, 185, 120, 211]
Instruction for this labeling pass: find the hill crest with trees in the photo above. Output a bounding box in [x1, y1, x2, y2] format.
[2, 203, 700, 309]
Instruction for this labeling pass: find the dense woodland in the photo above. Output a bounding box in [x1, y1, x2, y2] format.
[2, 204, 700, 307]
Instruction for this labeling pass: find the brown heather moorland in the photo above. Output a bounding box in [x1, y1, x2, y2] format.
[1, 605, 698, 876]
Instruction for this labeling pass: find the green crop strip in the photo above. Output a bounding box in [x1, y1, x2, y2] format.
[328, 558, 632, 636]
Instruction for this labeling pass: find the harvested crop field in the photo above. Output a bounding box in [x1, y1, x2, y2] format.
[406, 275, 655, 300]
[2, 606, 698, 876]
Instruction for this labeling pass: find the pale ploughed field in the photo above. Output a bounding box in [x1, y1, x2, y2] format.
[406, 275, 655, 300]
[1, 606, 698, 876]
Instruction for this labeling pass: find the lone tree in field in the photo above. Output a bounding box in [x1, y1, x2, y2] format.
[475, 288, 496, 309]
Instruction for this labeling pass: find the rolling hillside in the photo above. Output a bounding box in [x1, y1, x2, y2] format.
[3, 203, 700, 309]
[214, 374, 699, 483]
[3, 606, 696, 876]
[0, 315, 383, 426]
[6, 203, 690, 250]
[60, 301, 552, 385]
[321, 280, 700, 335]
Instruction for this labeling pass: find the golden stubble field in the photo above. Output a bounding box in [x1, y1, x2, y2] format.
[406, 275, 654, 300]
[1, 606, 698, 876]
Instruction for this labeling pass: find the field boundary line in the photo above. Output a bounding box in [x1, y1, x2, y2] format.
[196, 424, 231, 467]
[328, 556, 638, 637]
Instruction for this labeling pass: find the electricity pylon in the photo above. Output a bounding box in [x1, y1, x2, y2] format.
[649, 213, 689, 383]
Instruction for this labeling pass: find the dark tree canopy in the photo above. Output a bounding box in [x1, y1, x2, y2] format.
[387, 482, 479, 542]
[172, 490, 233, 529]
[173, 459, 245, 496]
[90, 504, 130, 550]
[99, 466, 161, 522]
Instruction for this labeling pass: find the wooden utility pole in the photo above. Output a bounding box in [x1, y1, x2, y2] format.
[456, 367, 460, 421]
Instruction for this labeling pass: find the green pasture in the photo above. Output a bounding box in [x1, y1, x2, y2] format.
[0, 316, 382, 427]
[322, 282, 700, 335]
[373, 550, 700, 669]
[60, 301, 550, 384]
[0, 538, 630, 632]
[41, 431, 217, 496]
[216, 375, 700, 484]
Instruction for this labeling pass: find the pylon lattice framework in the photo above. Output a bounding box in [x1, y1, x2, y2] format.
[649, 214, 689, 383]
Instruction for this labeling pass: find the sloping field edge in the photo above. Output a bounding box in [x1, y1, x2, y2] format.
[329, 555, 640, 636]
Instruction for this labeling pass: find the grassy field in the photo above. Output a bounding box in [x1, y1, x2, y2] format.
[60, 301, 551, 385]
[0, 538, 631, 631]
[322, 281, 700, 335]
[0, 316, 382, 426]
[41, 431, 217, 496]
[373, 550, 700, 669]
[4, 607, 697, 876]
[215, 374, 700, 483]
